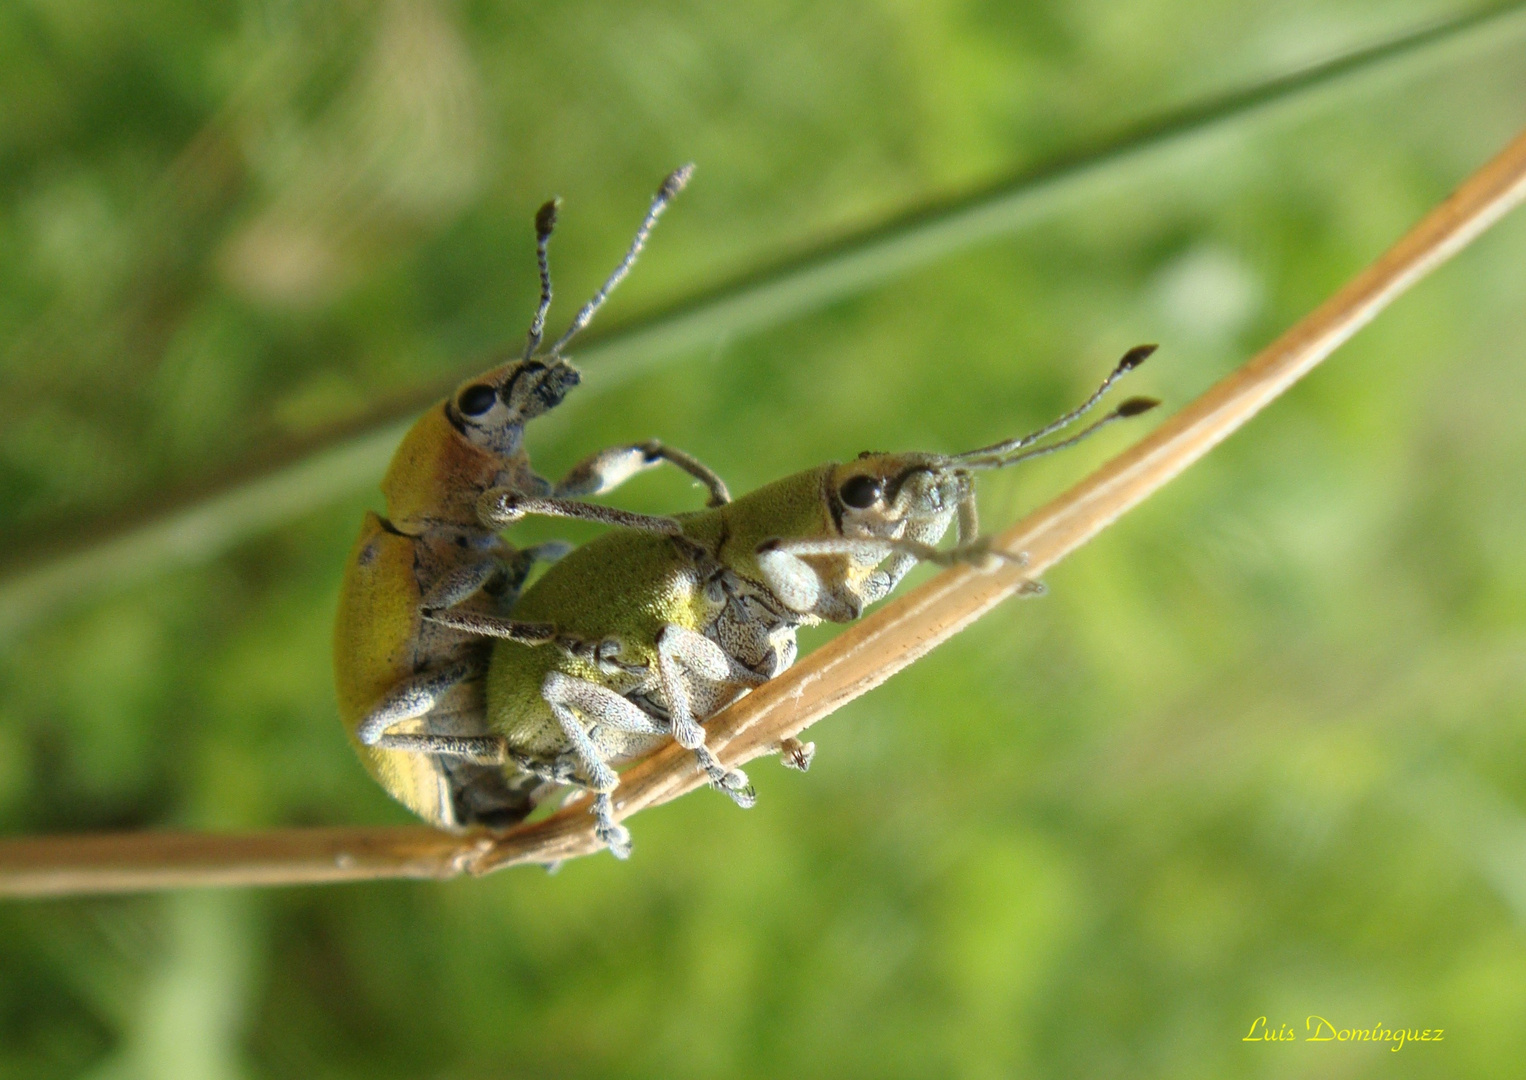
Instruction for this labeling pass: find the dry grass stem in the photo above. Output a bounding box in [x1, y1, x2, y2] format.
[4, 122, 1525, 897]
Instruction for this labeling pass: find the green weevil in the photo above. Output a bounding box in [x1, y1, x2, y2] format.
[426, 346, 1160, 856]
[334, 167, 732, 829]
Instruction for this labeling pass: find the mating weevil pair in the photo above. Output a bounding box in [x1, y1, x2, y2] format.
[334, 168, 1160, 857]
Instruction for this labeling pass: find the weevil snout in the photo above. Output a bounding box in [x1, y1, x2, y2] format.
[887, 465, 966, 520]
[504, 357, 581, 416]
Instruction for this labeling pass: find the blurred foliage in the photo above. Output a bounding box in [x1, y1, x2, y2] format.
[2, 0, 1526, 1077]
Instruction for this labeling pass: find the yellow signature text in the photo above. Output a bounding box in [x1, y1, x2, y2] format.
[1242, 1015, 1443, 1052]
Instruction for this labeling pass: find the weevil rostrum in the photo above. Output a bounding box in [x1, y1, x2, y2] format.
[334, 167, 734, 829]
[443, 347, 1161, 857]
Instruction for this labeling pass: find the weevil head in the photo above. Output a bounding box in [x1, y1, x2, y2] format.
[741, 352, 1162, 623]
[816, 385, 1161, 552]
[380, 356, 581, 530]
[742, 454, 968, 622]
[446, 356, 581, 459]
[828, 452, 968, 546]
[831, 388, 1162, 539]
[378, 172, 697, 533]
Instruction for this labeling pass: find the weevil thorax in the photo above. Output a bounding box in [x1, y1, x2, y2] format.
[381, 355, 580, 531]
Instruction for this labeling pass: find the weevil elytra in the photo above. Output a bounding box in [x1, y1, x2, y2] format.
[335, 167, 733, 829]
[459, 346, 1160, 856]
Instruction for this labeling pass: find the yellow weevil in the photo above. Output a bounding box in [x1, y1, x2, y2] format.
[334, 167, 732, 829]
[390, 346, 1158, 855]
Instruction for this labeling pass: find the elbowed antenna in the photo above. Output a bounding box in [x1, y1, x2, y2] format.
[522, 198, 560, 359]
[547, 164, 696, 357]
[956, 395, 1160, 471]
[952, 343, 1156, 462]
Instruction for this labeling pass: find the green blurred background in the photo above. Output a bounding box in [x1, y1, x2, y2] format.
[3, 1, 1526, 1076]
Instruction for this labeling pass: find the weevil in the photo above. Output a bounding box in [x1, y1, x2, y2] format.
[335, 167, 733, 829]
[455, 346, 1160, 856]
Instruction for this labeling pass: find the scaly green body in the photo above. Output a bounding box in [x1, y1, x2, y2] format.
[488, 467, 834, 767]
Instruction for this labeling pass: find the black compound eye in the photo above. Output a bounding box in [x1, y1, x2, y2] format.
[839, 474, 882, 509]
[457, 384, 497, 416]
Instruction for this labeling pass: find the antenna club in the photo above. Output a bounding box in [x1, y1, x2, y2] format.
[535, 199, 560, 236]
[660, 164, 696, 199]
[1115, 396, 1161, 418]
[1117, 343, 1158, 372]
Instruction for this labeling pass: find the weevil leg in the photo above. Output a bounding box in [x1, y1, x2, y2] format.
[513, 764, 630, 858]
[657, 623, 768, 690]
[423, 608, 559, 643]
[419, 547, 571, 644]
[757, 537, 1024, 620]
[370, 732, 508, 763]
[541, 671, 668, 789]
[764, 536, 1022, 571]
[356, 662, 471, 745]
[753, 544, 824, 613]
[542, 671, 671, 858]
[552, 440, 731, 507]
[591, 794, 632, 860]
[778, 736, 816, 772]
[956, 491, 981, 547]
[419, 557, 504, 613]
[654, 624, 763, 808]
[860, 497, 982, 604]
[479, 490, 683, 536]
[861, 551, 919, 605]
[357, 662, 509, 762]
